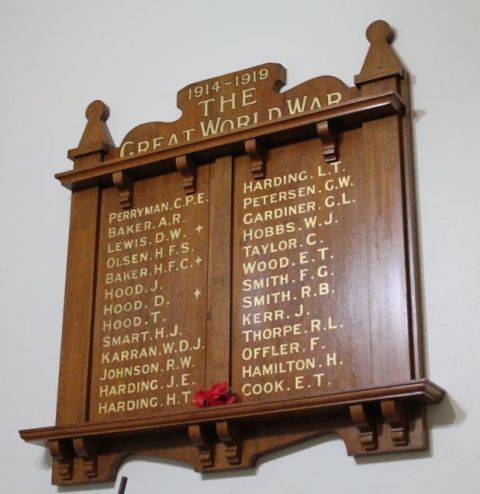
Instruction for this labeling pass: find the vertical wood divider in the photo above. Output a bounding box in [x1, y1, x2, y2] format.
[399, 73, 425, 379]
[206, 155, 234, 387]
[361, 115, 411, 385]
[56, 186, 101, 425]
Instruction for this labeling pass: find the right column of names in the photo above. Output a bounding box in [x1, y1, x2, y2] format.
[232, 148, 358, 402]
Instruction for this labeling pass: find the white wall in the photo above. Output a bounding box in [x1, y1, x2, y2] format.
[1, 0, 479, 492]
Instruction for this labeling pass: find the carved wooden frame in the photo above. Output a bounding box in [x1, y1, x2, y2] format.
[20, 21, 445, 486]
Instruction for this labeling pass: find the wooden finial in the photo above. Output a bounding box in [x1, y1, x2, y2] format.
[366, 19, 394, 44]
[79, 99, 114, 148]
[355, 20, 404, 86]
[68, 99, 114, 161]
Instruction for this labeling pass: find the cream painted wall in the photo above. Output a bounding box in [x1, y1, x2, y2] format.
[1, 0, 479, 493]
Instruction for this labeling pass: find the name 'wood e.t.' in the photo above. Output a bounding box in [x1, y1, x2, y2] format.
[20, 21, 446, 485]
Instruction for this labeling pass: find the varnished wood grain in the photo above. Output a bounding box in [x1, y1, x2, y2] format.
[206, 156, 233, 387]
[20, 20, 445, 485]
[56, 92, 405, 191]
[56, 186, 101, 425]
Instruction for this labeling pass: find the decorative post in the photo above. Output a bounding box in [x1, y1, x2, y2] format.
[56, 100, 114, 427]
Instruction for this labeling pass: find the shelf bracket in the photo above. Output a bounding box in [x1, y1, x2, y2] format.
[175, 155, 196, 194]
[188, 424, 214, 469]
[48, 439, 74, 481]
[381, 399, 409, 446]
[112, 171, 134, 209]
[316, 121, 338, 163]
[349, 404, 378, 451]
[245, 138, 266, 179]
[73, 437, 98, 478]
[216, 421, 242, 465]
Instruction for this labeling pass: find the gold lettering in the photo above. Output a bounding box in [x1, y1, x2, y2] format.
[198, 98, 215, 117]
[327, 92, 342, 105]
[219, 92, 236, 112]
[119, 140, 134, 158]
[152, 136, 164, 150]
[241, 87, 257, 107]
[268, 107, 282, 120]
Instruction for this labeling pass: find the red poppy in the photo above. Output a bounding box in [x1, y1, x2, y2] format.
[193, 390, 210, 408]
[193, 382, 236, 408]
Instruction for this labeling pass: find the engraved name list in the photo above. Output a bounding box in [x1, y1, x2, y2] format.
[89, 169, 210, 421]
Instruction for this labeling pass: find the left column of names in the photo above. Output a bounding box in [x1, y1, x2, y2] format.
[89, 171, 210, 422]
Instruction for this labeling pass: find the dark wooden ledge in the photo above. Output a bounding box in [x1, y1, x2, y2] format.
[55, 91, 405, 191]
[20, 379, 443, 444]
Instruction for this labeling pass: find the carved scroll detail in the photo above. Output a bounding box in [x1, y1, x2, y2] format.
[112, 171, 134, 209]
[381, 399, 409, 446]
[216, 421, 242, 465]
[48, 440, 73, 481]
[349, 404, 378, 451]
[316, 121, 338, 163]
[245, 138, 266, 179]
[73, 438, 98, 478]
[188, 425, 214, 468]
[175, 155, 196, 194]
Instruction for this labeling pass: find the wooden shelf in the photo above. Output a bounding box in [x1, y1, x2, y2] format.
[55, 91, 404, 191]
[19, 21, 446, 486]
[19, 380, 444, 485]
[21, 379, 443, 443]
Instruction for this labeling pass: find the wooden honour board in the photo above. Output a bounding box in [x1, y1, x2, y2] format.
[20, 20, 445, 486]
